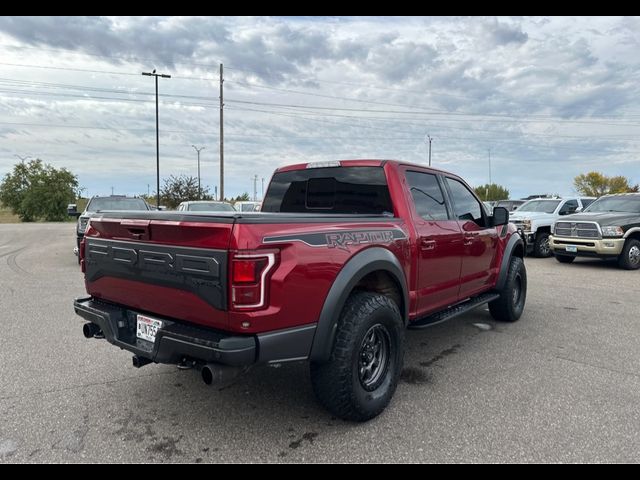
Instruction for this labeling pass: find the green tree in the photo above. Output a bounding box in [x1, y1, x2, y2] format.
[574, 172, 638, 196]
[159, 174, 212, 209]
[474, 184, 509, 202]
[234, 192, 251, 202]
[0, 159, 78, 222]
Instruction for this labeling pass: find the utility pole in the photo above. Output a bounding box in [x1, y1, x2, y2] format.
[147, 184, 150, 197]
[111, 186, 114, 195]
[261, 177, 265, 200]
[253, 175, 259, 202]
[142, 69, 171, 208]
[214, 186, 218, 202]
[219, 63, 224, 202]
[488, 148, 492, 185]
[192, 145, 205, 200]
[424, 134, 432, 166]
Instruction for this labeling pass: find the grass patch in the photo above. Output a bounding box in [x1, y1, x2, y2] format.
[0, 198, 88, 223]
[0, 207, 20, 223]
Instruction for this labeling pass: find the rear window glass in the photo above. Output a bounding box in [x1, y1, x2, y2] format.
[262, 167, 393, 215]
[87, 197, 148, 211]
[187, 202, 235, 212]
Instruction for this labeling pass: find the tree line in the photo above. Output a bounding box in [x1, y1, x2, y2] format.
[1, 159, 637, 221]
[0, 160, 252, 221]
[475, 172, 637, 202]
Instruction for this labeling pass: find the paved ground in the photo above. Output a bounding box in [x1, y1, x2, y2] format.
[0, 223, 638, 463]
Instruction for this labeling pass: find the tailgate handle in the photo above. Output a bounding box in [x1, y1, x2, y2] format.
[126, 227, 148, 240]
[121, 220, 150, 240]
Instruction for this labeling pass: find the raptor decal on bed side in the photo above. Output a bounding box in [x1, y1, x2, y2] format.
[263, 228, 407, 251]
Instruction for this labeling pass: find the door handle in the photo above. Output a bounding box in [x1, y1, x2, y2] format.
[463, 232, 478, 246]
[420, 239, 436, 251]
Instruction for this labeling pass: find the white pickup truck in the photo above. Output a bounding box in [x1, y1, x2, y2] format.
[510, 197, 595, 257]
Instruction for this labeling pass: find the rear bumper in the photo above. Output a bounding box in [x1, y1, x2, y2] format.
[73, 297, 316, 366]
[550, 235, 624, 257]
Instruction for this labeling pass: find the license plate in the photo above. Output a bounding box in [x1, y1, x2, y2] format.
[565, 245, 578, 253]
[136, 314, 163, 343]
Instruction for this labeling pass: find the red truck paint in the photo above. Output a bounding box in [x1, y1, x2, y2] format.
[82, 161, 514, 333]
[75, 159, 525, 421]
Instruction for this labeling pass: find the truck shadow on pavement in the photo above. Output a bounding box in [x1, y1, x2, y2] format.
[96, 309, 500, 462]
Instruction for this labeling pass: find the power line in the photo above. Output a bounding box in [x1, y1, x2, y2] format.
[224, 107, 640, 154]
[225, 98, 640, 123]
[227, 104, 640, 140]
[0, 61, 213, 81]
[226, 79, 455, 113]
[0, 43, 224, 70]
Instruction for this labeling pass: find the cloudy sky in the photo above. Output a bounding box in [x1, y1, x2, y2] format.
[0, 16, 639, 200]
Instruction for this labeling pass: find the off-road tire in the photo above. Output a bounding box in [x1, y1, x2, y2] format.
[489, 256, 527, 322]
[310, 292, 405, 422]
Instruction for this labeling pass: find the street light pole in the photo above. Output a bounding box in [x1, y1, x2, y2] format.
[192, 145, 205, 200]
[424, 134, 432, 166]
[142, 70, 171, 208]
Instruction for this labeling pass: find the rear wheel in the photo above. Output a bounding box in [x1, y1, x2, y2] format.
[554, 254, 575, 264]
[618, 238, 640, 270]
[489, 256, 527, 322]
[533, 232, 552, 257]
[310, 292, 405, 422]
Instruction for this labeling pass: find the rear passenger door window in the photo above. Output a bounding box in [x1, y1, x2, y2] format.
[406, 171, 449, 221]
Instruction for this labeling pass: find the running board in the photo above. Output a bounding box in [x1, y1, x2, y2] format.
[408, 293, 500, 329]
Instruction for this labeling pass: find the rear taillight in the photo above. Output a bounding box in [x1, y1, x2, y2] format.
[80, 223, 95, 273]
[230, 251, 276, 309]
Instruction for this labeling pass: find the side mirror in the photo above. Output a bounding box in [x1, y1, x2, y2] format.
[492, 206, 509, 226]
[67, 204, 80, 218]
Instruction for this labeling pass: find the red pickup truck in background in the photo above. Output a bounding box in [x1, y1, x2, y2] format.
[74, 160, 526, 421]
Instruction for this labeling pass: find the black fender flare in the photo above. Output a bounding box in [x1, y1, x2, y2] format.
[495, 233, 525, 291]
[309, 247, 409, 363]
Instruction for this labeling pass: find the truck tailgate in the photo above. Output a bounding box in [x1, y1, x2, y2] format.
[83, 213, 234, 330]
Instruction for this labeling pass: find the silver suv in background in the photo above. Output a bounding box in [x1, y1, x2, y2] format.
[176, 201, 236, 212]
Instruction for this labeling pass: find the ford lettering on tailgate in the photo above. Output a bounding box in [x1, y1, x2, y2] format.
[85, 238, 227, 310]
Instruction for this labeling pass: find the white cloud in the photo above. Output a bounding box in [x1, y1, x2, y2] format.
[0, 16, 639, 199]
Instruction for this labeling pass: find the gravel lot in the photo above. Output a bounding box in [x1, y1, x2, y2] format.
[0, 223, 638, 463]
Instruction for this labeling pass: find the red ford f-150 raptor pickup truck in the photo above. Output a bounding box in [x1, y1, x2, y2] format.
[74, 160, 526, 421]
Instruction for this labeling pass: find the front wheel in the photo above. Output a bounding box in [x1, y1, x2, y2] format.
[533, 232, 552, 257]
[618, 238, 640, 270]
[310, 292, 405, 422]
[489, 256, 527, 322]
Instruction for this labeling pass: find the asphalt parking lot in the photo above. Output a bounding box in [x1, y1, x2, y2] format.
[0, 222, 638, 463]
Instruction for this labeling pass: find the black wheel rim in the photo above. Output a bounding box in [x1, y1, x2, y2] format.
[512, 273, 522, 307]
[358, 324, 391, 391]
